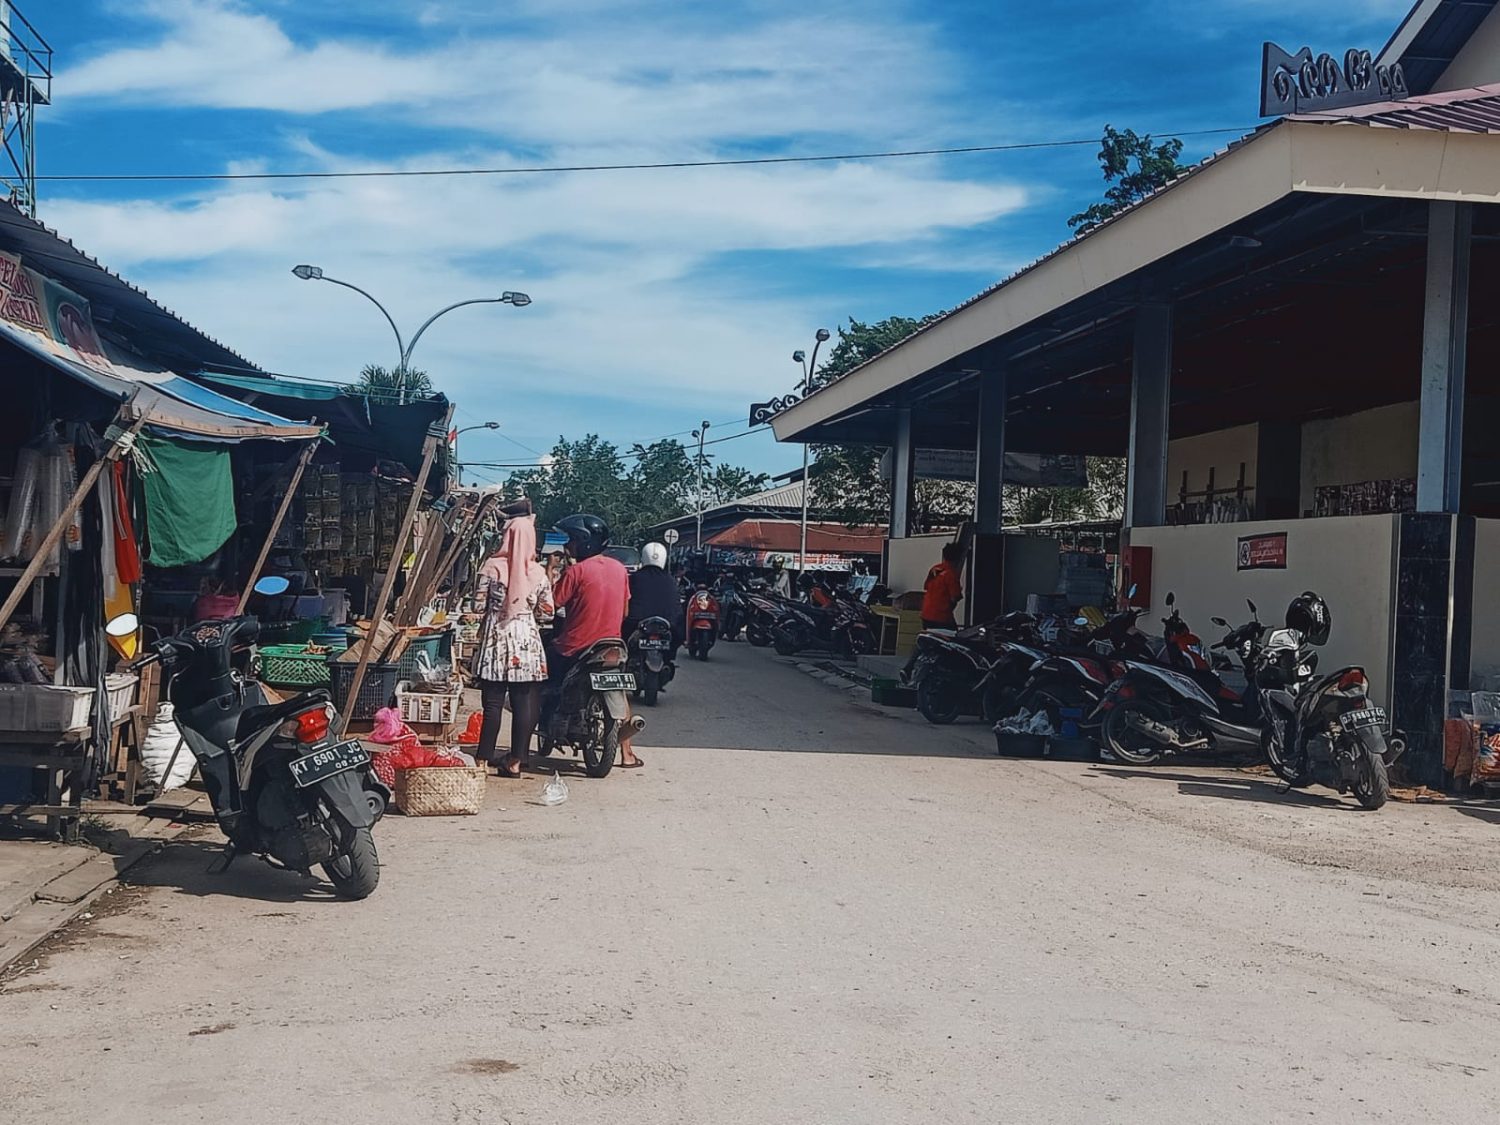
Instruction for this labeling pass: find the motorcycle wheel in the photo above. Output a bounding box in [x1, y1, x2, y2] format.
[643, 669, 660, 707]
[773, 630, 801, 657]
[746, 622, 772, 648]
[1350, 749, 1390, 810]
[322, 827, 380, 900]
[1101, 699, 1170, 766]
[917, 677, 963, 725]
[581, 698, 618, 778]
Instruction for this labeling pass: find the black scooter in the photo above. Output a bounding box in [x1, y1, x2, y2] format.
[627, 616, 676, 706]
[906, 612, 1045, 725]
[538, 637, 634, 777]
[1257, 627, 1405, 810]
[114, 587, 388, 899]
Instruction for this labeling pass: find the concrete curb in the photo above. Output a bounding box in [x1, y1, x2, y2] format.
[0, 816, 185, 975]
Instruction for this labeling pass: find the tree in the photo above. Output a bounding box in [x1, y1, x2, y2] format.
[502, 434, 770, 545]
[1067, 126, 1187, 235]
[348, 363, 436, 403]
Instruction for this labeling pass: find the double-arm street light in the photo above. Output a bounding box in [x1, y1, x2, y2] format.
[291, 264, 531, 403]
[793, 328, 831, 574]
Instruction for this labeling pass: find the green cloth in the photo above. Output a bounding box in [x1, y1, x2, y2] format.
[138, 434, 238, 567]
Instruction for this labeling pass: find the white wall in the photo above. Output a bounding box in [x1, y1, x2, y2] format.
[1166, 423, 1258, 507]
[1299, 402, 1418, 516]
[1129, 516, 1397, 706]
[1439, 7, 1500, 89]
[1473, 519, 1500, 684]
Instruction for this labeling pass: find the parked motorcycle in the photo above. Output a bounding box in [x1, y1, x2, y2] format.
[741, 584, 785, 648]
[627, 615, 676, 706]
[538, 637, 634, 777]
[687, 586, 720, 660]
[1004, 605, 1154, 740]
[1255, 601, 1405, 810]
[112, 585, 388, 899]
[718, 581, 748, 641]
[907, 612, 1045, 725]
[1094, 597, 1267, 765]
[771, 586, 875, 657]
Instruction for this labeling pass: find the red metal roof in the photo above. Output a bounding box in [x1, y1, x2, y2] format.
[707, 519, 885, 553]
[1291, 82, 1500, 132]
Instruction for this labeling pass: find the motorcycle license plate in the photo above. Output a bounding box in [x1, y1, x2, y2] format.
[288, 739, 368, 788]
[1342, 707, 1387, 730]
[590, 672, 637, 691]
[640, 638, 670, 650]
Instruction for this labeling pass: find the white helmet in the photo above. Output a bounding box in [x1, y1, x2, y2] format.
[641, 542, 669, 570]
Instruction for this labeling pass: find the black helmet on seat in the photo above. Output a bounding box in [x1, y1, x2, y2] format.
[555, 514, 610, 561]
[1286, 591, 1331, 646]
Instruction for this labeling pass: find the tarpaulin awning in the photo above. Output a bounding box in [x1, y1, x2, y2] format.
[0, 317, 323, 443]
[196, 370, 450, 485]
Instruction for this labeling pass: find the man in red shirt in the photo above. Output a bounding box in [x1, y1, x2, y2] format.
[547, 514, 642, 767]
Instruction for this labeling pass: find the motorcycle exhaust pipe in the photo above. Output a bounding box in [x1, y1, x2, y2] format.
[1126, 712, 1208, 751]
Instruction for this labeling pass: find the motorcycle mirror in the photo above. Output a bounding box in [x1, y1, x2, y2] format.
[1247, 598, 1258, 617]
[253, 575, 291, 597]
[1127, 583, 1138, 598]
[1165, 591, 1175, 608]
[1211, 616, 1228, 627]
[104, 612, 139, 638]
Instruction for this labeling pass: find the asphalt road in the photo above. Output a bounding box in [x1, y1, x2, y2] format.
[4, 640, 1500, 1123]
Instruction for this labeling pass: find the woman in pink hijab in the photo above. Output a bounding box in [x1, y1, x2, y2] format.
[472, 514, 554, 777]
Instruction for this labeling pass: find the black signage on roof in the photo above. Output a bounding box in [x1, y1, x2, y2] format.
[1260, 43, 1408, 117]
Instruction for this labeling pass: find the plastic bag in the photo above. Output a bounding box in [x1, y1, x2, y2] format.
[994, 709, 1055, 737]
[456, 711, 483, 744]
[1, 443, 41, 560]
[540, 772, 569, 806]
[141, 704, 194, 790]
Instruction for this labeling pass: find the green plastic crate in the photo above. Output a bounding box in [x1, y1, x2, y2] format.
[258, 644, 333, 687]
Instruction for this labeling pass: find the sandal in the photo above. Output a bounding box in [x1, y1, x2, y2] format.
[618, 755, 645, 770]
[497, 754, 523, 778]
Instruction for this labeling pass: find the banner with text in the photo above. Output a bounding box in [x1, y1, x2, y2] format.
[0, 251, 114, 376]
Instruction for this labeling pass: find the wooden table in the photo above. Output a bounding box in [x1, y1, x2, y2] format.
[0, 727, 90, 842]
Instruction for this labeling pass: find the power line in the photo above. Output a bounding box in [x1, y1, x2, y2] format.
[465, 425, 761, 470]
[35, 128, 1249, 184]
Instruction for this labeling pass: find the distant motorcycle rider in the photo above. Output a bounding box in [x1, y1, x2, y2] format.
[625, 541, 685, 658]
[546, 514, 643, 768]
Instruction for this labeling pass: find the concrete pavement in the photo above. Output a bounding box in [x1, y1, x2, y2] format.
[3, 639, 1499, 1123]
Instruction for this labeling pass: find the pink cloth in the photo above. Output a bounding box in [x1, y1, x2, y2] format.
[479, 514, 544, 623]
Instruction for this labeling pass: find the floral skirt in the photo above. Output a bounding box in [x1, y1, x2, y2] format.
[471, 614, 548, 682]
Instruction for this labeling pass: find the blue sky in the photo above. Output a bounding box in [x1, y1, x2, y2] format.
[36, 0, 1416, 481]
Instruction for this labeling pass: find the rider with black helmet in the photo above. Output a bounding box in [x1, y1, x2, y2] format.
[546, 514, 643, 767]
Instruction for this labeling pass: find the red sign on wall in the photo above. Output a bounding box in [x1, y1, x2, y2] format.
[1237, 532, 1287, 571]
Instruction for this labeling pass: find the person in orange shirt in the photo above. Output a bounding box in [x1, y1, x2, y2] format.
[920, 542, 967, 630]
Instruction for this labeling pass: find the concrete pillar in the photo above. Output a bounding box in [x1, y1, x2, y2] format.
[974, 369, 1007, 535]
[1416, 200, 1473, 514]
[890, 406, 915, 538]
[1124, 303, 1172, 529]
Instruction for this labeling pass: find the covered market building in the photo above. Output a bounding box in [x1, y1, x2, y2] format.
[770, 0, 1500, 785]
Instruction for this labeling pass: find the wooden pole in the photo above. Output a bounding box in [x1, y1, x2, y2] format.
[236, 436, 320, 614]
[0, 409, 145, 636]
[393, 510, 445, 627]
[417, 494, 496, 613]
[337, 411, 450, 733]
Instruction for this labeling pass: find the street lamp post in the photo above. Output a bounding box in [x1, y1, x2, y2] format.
[692, 421, 711, 550]
[291, 265, 531, 404]
[795, 329, 831, 574]
[452, 421, 500, 486]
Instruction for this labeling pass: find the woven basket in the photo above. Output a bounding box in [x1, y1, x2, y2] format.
[394, 766, 487, 816]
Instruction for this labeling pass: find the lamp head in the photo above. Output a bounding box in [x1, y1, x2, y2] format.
[291, 264, 323, 280]
[792, 350, 806, 363]
[502, 291, 532, 307]
[815, 328, 830, 343]
[483, 421, 500, 430]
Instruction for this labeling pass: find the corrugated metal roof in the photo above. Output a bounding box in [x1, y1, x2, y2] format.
[1379, 0, 1498, 95]
[0, 199, 258, 374]
[1290, 81, 1500, 132]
